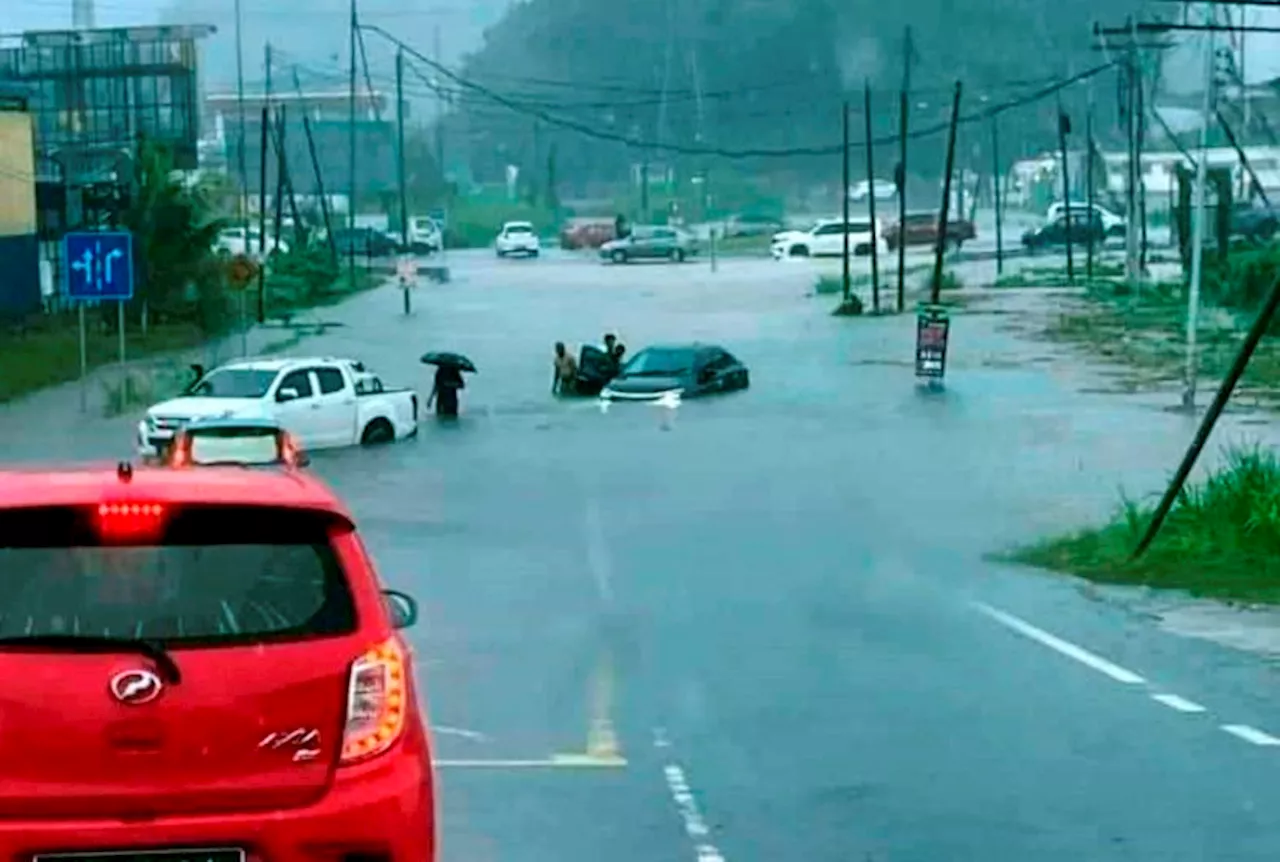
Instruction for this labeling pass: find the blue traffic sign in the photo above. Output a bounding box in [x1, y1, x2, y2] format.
[63, 231, 135, 302]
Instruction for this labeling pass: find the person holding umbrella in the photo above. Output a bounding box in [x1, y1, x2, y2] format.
[420, 351, 476, 419]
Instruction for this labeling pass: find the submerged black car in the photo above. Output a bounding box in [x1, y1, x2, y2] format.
[600, 344, 749, 401]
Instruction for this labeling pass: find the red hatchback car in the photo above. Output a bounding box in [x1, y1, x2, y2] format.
[0, 462, 435, 862]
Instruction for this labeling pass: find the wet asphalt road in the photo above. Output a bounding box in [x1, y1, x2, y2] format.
[7, 249, 1280, 860]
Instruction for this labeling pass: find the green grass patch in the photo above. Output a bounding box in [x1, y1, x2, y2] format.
[994, 260, 1124, 288]
[1, 268, 383, 406]
[1007, 446, 1280, 604]
[0, 317, 205, 405]
[713, 234, 771, 256]
[815, 274, 844, 295]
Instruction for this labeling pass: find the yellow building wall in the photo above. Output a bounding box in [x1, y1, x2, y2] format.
[0, 111, 37, 238]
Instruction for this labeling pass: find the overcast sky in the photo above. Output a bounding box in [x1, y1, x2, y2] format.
[7, 0, 510, 90]
[8, 1, 1280, 95]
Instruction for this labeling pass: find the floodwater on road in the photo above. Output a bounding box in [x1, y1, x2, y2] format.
[4, 250, 1280, 862]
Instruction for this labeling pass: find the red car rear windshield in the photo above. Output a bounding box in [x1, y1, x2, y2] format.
[0, 504, 357, 647]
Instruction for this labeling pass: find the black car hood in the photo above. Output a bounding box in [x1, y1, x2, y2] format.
[607, 374, 689, 394]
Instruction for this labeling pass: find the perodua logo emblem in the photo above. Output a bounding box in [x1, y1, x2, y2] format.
[109, 669, 163, 705]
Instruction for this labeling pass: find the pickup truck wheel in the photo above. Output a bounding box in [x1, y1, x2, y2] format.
[361, 418, 395, 445]
[789, 245, 810, 258]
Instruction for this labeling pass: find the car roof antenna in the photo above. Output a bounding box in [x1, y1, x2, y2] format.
[117, 461, 133, 483]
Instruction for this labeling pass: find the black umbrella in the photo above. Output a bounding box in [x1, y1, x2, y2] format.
[420, 351, 477, 373]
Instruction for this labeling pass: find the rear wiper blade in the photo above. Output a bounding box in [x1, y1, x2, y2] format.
[0, 634, 182, 683]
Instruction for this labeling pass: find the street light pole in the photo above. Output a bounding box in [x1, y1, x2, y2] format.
[348, 0, 358, 288]
[1183, 19, 1216, 411]
[234, 0, 248, 238]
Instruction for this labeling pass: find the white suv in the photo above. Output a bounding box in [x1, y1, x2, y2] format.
[495, 221, 540, 258]
[770, 219, 885, 259]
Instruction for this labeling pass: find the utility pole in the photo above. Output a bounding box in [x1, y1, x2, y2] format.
[931, 82, 962, 306]
[234, 0, 248, 239]
[1183, 20, 1217, 411]
[433, 24, 445, 195]
[396, 47, 411, 316]
[1056, 92, 1074, 282]
[841, 100, 851, 304]
[256, 106, 269, 324]
[991, 116, 1003, 275]
[1125, 17, 1141, 285]
[864, 81, 880, 313]
[272, 105, 286, 255]
[1086, 105, 1096, 280]
[896, 25, 912, 313]
[302, 113, 337, 261]
[347, 0, 358, 287]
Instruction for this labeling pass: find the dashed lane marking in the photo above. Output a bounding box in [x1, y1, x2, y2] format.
[434, 755, 627, 769]
[432, 725, 491, 742]
[1151, 693, 1206, 713]
[973, 601, 1146, 684]
[655, 728, 727, 862]
[1221, 725, 1280, 746]
[974, 602, 1280, 751]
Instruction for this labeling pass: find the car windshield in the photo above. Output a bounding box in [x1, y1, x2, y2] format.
[621, 348, 697, 376]
[187, 368, 278, 398]
[0, 505, 355, 646]
[186, 429, 282, 466]
[505, 224, 533, 234]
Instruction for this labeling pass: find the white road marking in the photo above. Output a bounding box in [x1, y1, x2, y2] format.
[1221, 724, 1280, 746]
[973, 602, 1146, 684]
[432, 725, 490, 742]
[584, 499, 616, 606]
[1151, 693, 1206, 713]
[434, 756, 626, 768]
[655, 728, 727, 862]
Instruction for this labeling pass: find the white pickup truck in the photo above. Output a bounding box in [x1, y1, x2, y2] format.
[137, 356, 419, 459]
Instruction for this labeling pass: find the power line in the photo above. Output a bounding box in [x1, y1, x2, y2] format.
[360, 23, 1118, 160]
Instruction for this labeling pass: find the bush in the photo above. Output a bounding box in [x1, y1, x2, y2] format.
[1204, 245, 1280, 316]
[1009, 445, 1280, 603]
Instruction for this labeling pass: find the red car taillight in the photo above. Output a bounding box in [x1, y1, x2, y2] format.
[340, 637, 408, 764]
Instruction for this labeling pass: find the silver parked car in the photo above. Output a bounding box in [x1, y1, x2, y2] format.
[599, 226, 699, 263]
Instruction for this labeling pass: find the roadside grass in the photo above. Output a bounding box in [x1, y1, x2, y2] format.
[2, 268, 382, 407]
[994, 260, 1125, 288]
[1007, 446, 1280, 604]
[1034, 279, 1280, 405]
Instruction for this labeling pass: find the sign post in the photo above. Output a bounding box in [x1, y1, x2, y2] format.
[396, 255, 417, 316]
[914, 303, 951, 385]
[225, 254, 259, 357]
[63, 231, 135, 412]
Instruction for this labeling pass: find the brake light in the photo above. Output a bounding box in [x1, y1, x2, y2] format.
[340, 637, 408, 764]
[95, 502, 167, 541]
[280, 432, 301, 466]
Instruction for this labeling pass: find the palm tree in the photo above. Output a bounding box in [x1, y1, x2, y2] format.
[120, 137, 229, 333]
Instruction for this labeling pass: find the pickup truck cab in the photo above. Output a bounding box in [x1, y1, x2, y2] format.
[138, 357, 418, 459]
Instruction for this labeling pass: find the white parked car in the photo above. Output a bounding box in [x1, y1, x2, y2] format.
[408, 216, 443, 253]
[770, 218, 886, 259]
[137, 356, 419, 459]
[215, 226, 288, 260]
[495, 221, 540, 257]
[1046, 201, 1126, 239]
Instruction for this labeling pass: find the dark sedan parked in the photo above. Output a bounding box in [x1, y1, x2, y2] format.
[1021, 211, 1106, 252]
[600, 344, 749, 401]
[333, 227, 401, 257]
